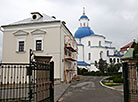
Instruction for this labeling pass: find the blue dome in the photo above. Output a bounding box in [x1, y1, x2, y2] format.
[80, 14, 88, 19]
[74, 27, 95, 38]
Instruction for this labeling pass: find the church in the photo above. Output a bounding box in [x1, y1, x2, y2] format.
[74, 8, 121, 71]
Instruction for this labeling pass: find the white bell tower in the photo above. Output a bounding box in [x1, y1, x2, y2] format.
[79, 7, 89, 27]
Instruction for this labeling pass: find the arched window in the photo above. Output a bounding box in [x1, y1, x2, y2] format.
[113, 58, 116, 63]
[79, 39, 81, 43]
[99, 41, 101, 46]
[117, 58, 119, 63]
[80, 23, 82, 27]
[88, 41, 91, 46]
[110, 58, 112, 63]
[100, 51, 103, 58]
[84, 23, 85, 27]
[88, 53, 91, 60]
[107, 50, 109, 56]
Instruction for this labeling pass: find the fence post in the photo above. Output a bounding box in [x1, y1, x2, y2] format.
[123, 62, 129, 102]
[28, 49, 33, 102]
[50, 61, 54, 102]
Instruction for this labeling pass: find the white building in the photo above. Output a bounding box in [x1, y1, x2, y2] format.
[1, 12, 77, 83]
[74, 9, 121, 71]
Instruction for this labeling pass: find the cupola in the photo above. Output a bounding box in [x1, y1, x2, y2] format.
[79, 7, 89, 27]
[74, 7, 95, 38]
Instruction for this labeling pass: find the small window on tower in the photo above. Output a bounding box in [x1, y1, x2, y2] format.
[84, 23, 85, 27]
[80, 23, 82, 27]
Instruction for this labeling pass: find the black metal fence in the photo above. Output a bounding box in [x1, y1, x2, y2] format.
[0, 50, 54, 102]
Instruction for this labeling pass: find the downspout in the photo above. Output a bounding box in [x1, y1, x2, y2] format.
[60, 22, 64, 82]
[60, 23, 62, 81]
[0, 27, 4, 63]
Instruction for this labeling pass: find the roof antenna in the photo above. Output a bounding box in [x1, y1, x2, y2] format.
[83, 7, 85, 14]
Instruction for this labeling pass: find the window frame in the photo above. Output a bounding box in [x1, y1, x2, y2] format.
[88, 53, 91, 60]
[16, 36, 26, 52]
[18, 41, 25, 52]
[33, 35, 44, 51]
[36, 40, 42, 51]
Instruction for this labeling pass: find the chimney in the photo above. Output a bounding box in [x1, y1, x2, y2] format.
[51, 16, 56, 19]
[31, 12, 43, 20]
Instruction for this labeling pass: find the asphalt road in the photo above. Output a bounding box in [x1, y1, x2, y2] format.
[62, 76, 123, 102]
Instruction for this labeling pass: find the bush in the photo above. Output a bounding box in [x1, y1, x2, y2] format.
[113, 78, 123, 83]
[77, 67, 122, 77]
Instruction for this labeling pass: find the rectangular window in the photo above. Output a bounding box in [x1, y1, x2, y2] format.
[99, 41, 101, 46]
[19, 41, 24, 52]
[36, 40, 42, 51]
[88, 41, 91, 46]
[88, 53, 91, 60]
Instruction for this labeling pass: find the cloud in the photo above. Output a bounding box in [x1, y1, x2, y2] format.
[0, 0, 138, 50]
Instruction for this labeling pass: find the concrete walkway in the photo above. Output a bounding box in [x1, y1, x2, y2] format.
[63, 76, 123, 102]
[54, 83, 71, 102]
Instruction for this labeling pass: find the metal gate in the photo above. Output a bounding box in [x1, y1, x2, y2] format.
[0, 49, 54, 102]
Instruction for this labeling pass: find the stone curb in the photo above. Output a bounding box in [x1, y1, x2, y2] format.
[99, 77, 123, 92]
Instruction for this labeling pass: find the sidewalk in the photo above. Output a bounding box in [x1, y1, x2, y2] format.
[54, 83, 71, 102]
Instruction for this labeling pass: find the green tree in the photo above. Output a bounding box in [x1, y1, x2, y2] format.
[108, 63, 122, 73]
[98, 58, 108, 73]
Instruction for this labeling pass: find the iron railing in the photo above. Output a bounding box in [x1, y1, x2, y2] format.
[0, 49, 54, 102]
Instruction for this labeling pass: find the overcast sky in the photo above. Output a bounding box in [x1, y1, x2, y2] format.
[0, 0, 138, 60]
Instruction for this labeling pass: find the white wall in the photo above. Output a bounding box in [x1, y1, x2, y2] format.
[78, 45, 84, 61]
[2, 22, 65, 80]
[80, 19, 89, 27]
[76, 34, 117, 71]
[105, 42, 111, 47]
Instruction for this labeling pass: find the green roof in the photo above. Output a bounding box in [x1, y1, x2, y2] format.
[121, 48, 134, 59]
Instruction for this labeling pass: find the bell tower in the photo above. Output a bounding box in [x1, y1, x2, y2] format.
[79, 7, 89, 27]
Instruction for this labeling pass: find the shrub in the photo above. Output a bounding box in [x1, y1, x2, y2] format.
[113, 77, 123, 83]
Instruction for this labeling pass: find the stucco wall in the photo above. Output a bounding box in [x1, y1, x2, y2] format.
[78, 45, 84, 61]
[2, 22, 64, 80]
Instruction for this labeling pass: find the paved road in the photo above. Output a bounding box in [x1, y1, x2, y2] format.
[62, 76, 123, 102]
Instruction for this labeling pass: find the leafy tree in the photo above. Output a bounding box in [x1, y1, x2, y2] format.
[97, 58, 108, 73]
[108, 63, 122, 73]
